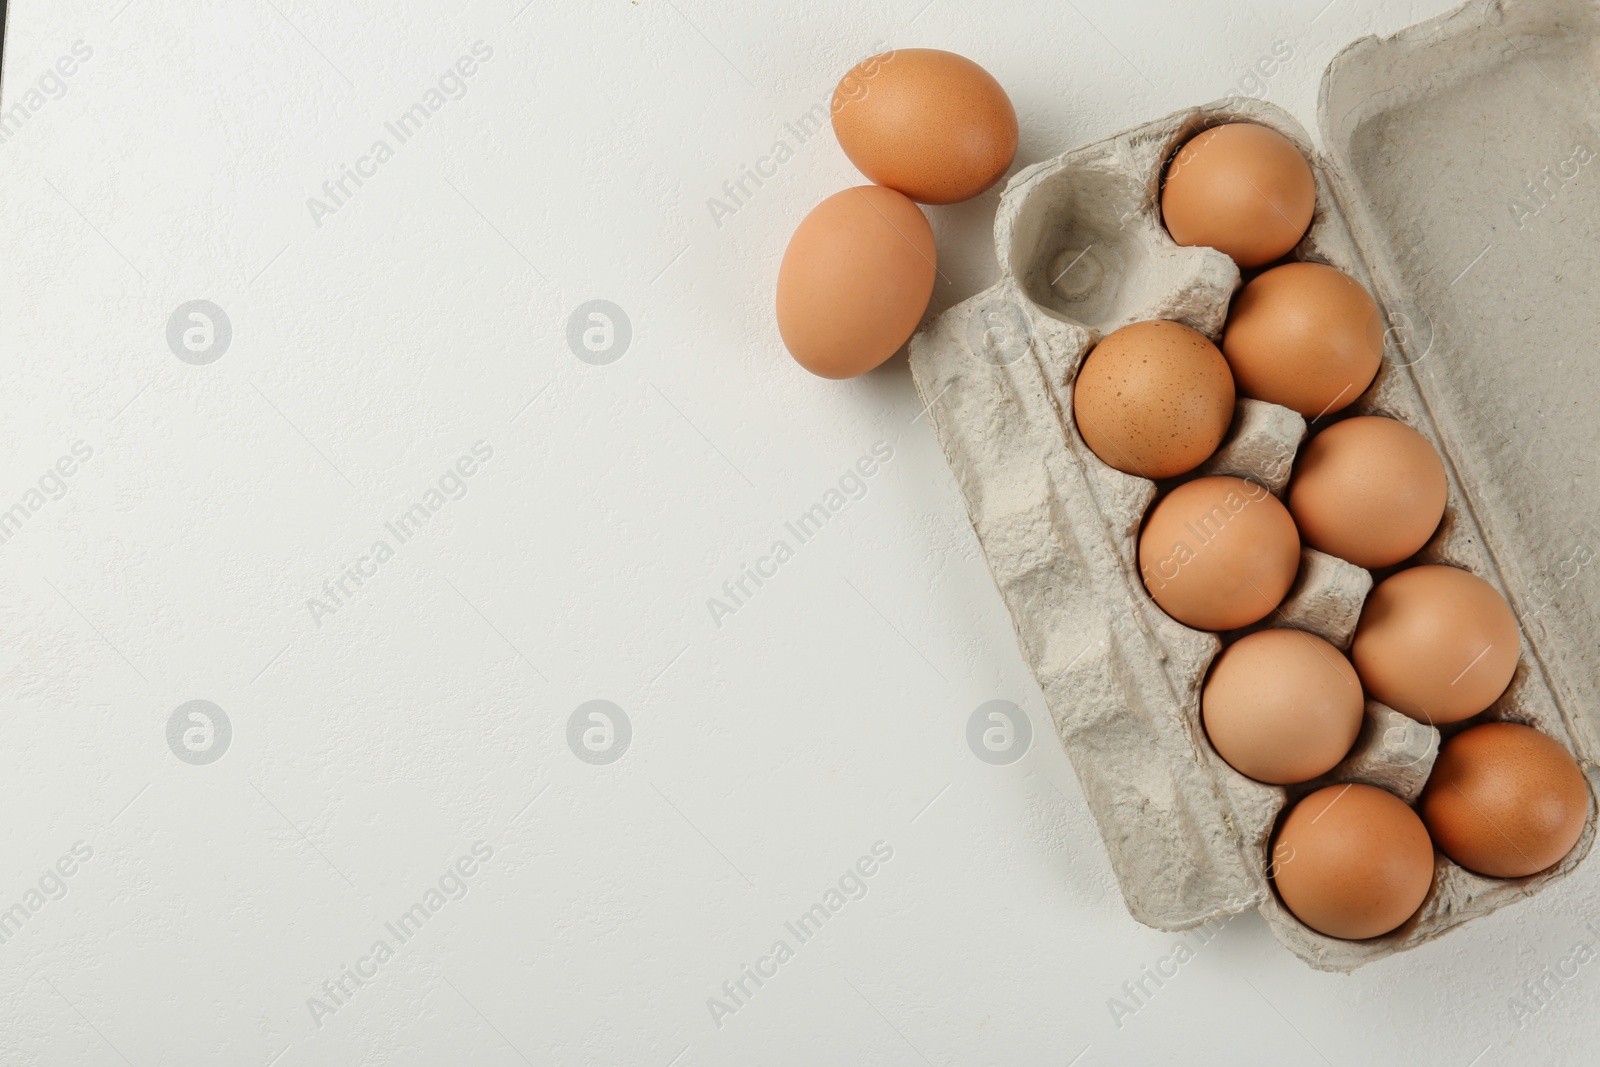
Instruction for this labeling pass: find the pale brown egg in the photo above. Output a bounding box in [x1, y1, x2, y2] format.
[1222, 262, 1384, 418]
[1273, 783, 1435, 940]
[832, 48, 1018, 205]
[1071, 320, 1236, 479]
[776, 186, 936, 379]
[1160, 123, 1315, 268]
[1202, 628, 1364, 784]
[1139, 476, 1300, 631]
[1351, 565, 1521, 724]
[1289, 416, 1448, 568]
[1420, 722, 1590, 878]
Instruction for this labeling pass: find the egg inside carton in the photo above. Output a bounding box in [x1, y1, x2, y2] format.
[908, 94, 1594, 971]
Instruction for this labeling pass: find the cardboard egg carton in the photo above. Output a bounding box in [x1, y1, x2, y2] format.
[909, 0, 1600, 970]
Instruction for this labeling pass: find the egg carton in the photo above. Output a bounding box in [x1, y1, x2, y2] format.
[909, 0, 1600, 970]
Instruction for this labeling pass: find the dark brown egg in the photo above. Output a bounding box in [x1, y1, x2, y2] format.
[1420, 722, 1590, 878]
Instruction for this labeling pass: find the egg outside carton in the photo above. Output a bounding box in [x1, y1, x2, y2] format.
[907, 84, 1594, 971]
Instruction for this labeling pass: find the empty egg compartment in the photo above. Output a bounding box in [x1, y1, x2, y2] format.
[909, 71, 1593, 969]
[1001, 133, 1237, 341]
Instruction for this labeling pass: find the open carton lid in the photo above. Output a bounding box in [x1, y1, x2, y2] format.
[1318, 0, 1600, 764]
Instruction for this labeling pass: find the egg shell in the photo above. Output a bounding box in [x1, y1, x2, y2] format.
[1420, 722, 1590, 878]
[1071, 320, 1236, 479]
[775, 186, 936, 379]
[1202, 628, 1364, 785]
[1272, 783, 1435, 940]
[832, 48, 1018, 205]
[1351, 565, 1520, 724]
[1289, 416, 1448, 568]
[1138, 475, 1301, 632]
[1222, 262, 1384, 418]
[1160, 122, 1315, 268]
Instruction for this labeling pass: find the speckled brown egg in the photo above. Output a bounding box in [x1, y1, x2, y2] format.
[1071, 320, 1236, 479]
[1139, 475, 1300, 632]
[1273, 783, 1435, 940]
[1222, 262, 1384, 418]
[831, 48, 1018, 205]
[1351, 565, 1521, 725]
[776, 185, 937, 379]
[1289, 416, 1448, 568]
[1420, 722, 1590, 878]
[1202, 628, 1364, 785]
[1161, 123, 1315, 268]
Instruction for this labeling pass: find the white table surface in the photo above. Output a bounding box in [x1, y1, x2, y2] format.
[2, 0, 1592, 1064]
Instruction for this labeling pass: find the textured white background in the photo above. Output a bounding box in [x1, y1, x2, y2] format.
[1, 0, 1595, 1064]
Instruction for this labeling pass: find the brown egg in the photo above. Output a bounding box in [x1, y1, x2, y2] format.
[1160, 123, 1315, 268]
[1222, 262, 1384, 418]
[1202, 628, 1364, 784]
[1420, 722, 1590, 878]
[1351, 565, 1521, 724]
[776, 186, 936, 379]
[1273, 783, 1435, 940]
[832, 48, 1017, 205]
[1071, 320, 1236, 478]
[1139, 476, 1300, 631]
[1289, 416, 1448, 568]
